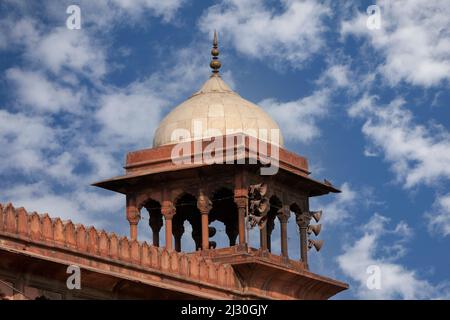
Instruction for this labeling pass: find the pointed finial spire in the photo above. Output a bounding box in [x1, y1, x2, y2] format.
[210, 30, 221, 74]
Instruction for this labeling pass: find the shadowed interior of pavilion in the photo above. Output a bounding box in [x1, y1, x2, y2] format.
[139, 187, 310, 268]
[143, 190, 290, 250]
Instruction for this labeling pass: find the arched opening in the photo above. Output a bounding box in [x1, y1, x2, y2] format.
[267, 195, 282, 253]
[174, 193, 200, 252]
[141, 199, 163, 246]
[289, 202, 303, 260]
[210, 187, 238, 248]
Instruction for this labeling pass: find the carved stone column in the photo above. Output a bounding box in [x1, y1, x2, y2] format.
[197, 192, 212, 250]
[234, 194, 247, 245]
[259, 225, 268, 251]
[277, 205, 291, 258]
[161, 201, 176, 251]
[126, 196, 140, 241]
[296, 211, 312, 268]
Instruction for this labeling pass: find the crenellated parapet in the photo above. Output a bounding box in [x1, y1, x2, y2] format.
[0, 203, 239, 298]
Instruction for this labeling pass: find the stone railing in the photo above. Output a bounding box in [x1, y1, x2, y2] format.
[0, 203, 238, 291]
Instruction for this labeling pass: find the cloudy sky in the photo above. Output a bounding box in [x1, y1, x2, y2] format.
[0, 0, 449, 299]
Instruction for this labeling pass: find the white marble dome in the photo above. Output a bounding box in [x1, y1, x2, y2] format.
[153, 74, 284, 147]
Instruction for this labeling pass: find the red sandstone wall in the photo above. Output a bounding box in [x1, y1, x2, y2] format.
[0, 203, 238, 291]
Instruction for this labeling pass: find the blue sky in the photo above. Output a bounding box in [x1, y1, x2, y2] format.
[0, 0, 449, 299]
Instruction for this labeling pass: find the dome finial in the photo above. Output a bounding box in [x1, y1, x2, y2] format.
[210, 30, 221, 74]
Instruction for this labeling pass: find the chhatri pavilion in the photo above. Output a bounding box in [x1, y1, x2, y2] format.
[0, 33, 348, 300]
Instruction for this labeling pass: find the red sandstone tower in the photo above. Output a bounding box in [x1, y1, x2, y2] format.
[0, 33, 348, 300]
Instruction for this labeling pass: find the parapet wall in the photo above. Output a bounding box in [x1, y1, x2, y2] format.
[0, 203, 242, 298]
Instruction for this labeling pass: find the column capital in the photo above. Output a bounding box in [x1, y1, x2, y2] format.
[234, 188, 248, 199]
[126, 204, 141, 225]
[277, 205, 291, 223]
[161, 201, 176, 220]
[197, 194, 212, 215]
[296, 211, 312, 228]
[234, 196, 247, 208]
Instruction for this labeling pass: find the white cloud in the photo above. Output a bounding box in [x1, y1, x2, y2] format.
[426, 193, 450, 237]
[5, 1, 187, 33]
[341, 0, 450, 87]
[349, 95, 450, 188]
[320, 182, 357, 224]
[33, 27, 107, 79]
[6, 68, 83, 113]
[337, 213, 448, 299]
[260, 89, 330, 143]
[199, 0, 330, 68]
[0, 16, 106, 80]
[109, 0, 186, 21]
[0, 109, 57, 172]
[96, 83, 168, 146]
[317, 64, 351, 88]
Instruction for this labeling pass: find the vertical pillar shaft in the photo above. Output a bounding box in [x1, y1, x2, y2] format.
[197, 191, 212, 251]
[165, 218, 173, 250]
[237, 202, 246, 245]
[161, 200, 176, 251]
[280, 221, 288, 257]
[296, 210, 312, 269]
[299, 226, 308, 265]
[126, 196, 140, 241]
[277, 205, 290, 259]
[201, 213, 209, 250]
[259, 225, 268, 251]
[234, 170, 248, 246]
[130, 223, 138, 241]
